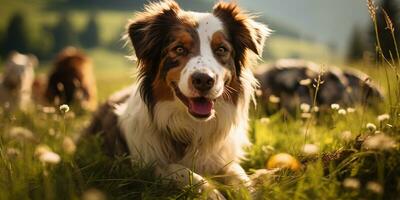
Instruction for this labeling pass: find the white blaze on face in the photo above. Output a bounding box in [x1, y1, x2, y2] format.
[178, 12, 226, 98]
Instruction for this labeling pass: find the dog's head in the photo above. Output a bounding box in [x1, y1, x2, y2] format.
[3, 51, 37, 90]
[126, 0, 270, 120]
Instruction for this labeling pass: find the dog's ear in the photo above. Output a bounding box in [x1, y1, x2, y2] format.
[213, 2, 270, 56]
[126, 0, 181, 63]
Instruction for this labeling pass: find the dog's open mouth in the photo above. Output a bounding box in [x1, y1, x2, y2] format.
[172, 83, 214, 119]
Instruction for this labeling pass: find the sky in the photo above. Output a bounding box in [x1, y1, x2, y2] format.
[237, 0, 375, 55]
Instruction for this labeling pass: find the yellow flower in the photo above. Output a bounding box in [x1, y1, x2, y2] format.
[82, 188, 106, 200]
[39, 151, 61, 164]
[266, 153, 301, 171]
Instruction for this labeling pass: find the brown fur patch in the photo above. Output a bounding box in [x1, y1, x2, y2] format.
[45, 47, 97, 111]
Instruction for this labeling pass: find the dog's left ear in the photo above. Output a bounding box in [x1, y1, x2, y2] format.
[213, 2, 270, 56]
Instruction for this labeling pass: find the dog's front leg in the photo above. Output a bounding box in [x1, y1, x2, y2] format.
[155, 164, 226, 200]
[222, 162, 252, 189]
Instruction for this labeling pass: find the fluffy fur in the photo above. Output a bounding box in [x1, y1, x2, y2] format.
[0, 51, 37, 111]
[87, 0, 269, 197]
[45, 47, 97, 111]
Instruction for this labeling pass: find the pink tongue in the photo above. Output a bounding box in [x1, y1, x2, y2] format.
[189, 99, 213, 116]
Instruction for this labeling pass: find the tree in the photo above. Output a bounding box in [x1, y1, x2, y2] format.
[52, 13, 77, 52]
[80, 13, 100, 48]
[2, 12, 31, 57]
[347, 26, 365, 62]
[369, 0, 400, 61]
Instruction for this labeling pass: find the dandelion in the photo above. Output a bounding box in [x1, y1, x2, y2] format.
[341, 131, 352, 142]
[366, 123, 377, 131]
[300, 103, 311, 113]
[260, 117, 270, 124]
[63, 136, 76, 155]
[269, 95, 280, 104]
[377, 114, 390, 122]
[366, 181, 383, 194]
[9, 127, 34, 141]
[338, 109, 347, 115]
[347, 107, 356, 113]
[299, 78, 312, 86]
[301, 112, 312, 119]
[363, 134, 396, 151]
[302, 144, 319, 155]
[82, 188, 107, 200]
[343, 178, 360, 189]
[59, 104, 70, 113]
[331, 103, 340, 110]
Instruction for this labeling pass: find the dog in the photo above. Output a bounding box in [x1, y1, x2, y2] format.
[255, 59, 384, 114]
[0, 51, 37, 111]
[86, 0, 270, 197]
[45, 47, 97, 111]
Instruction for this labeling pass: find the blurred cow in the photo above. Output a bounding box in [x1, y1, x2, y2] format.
[0, 51, 37, 111]
[45, 47, 97, 111]
[255, 59, 384, 114]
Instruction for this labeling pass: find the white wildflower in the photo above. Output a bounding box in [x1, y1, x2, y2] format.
[6, 148, 20, 158]
[338, 109, 347, 115]
[386, 124, 393, 128]
[39, 151, 61, 164]
[59, 104, 70, 113]
[302, 144, 319, 155]
[366, 181, 383, 194]
[260, 117, 270, 124]
[300, 103, 311, 113]
[301, 112, 312, 119]
[341, 131, 352, 142]
[331, 103, 340, 110]
[42, 106, 56, 114]
[312, 106, 319, 112]
[9, 127, 34, 141]
[269, 95, 280, 104]
[255, 89, 263, 97]
[347, 107, 356, 113]
[63, 137, 76, 155]
[299, 78, 312, 86]
[343, 178, 360, 189]
[366, 123, 377, 131]
[377, 114, 390, 122]
[363, 134, 396, 151]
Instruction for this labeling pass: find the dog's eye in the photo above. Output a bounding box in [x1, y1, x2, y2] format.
[215, 46, 227, 56]
[175, 46, 187, 55]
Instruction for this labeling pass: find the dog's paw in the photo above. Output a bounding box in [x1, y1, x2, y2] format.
[207, 189, 226, 200]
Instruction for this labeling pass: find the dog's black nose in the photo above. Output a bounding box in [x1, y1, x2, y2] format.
[191, 72, 215, 92]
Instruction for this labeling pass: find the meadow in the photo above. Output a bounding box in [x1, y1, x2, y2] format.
[1, 0, 400, 200]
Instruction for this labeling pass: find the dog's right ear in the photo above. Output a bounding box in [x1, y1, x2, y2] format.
[126, 0, 181, 63]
